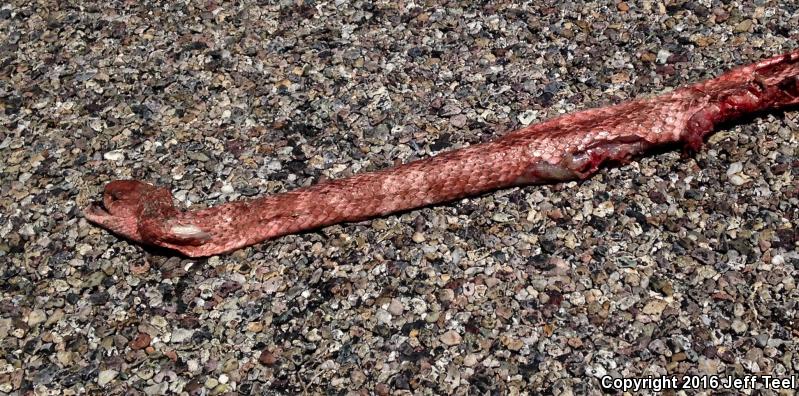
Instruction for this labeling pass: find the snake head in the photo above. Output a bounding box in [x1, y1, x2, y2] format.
[85, 180, 217, 256]
[84, 180, 169, 244]
[699, 50, 799, 109]
[682, 50, 799, 150]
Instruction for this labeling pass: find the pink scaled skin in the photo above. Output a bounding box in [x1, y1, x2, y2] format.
[85, 50, 799, 257]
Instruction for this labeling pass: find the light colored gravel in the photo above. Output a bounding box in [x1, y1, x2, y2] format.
[1, 1, 797, 394]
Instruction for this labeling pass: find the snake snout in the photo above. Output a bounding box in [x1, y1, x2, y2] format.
[83, 202, 112, 224]
[86, 202, 110, 216]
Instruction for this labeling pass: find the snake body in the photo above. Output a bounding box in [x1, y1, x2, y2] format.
[85, 51, 799, 257]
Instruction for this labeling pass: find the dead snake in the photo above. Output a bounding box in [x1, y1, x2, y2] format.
[85, 50, 799, 257]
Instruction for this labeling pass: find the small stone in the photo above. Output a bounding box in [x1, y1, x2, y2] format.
[144, 383, 168, 395]
[501, 335, 524, 351]
[726, 162, 749, 185]
[97, 370, 118, 386]
[103, 150, 125, 161]
[656, 49, 671, 64]
[129, 261, 151, 275]
[592, 201, 614, 218]
[731, 319, 748, 334]
[617, 2, 629, 12]
[90, 119, 103, 131]
[713, 7, 730, 22]
[440, 104, 462, 116]
[351, 370, 367, 387]
[1, 319, 15, 338]
[440, 330, 462, 346]
[640, 52, 657, 63]
[388, 299, 404, 316]
[450, 114, 467, 128]
[259, 349, 278, 366]
[211, 383, 229, 395]
[734, 19, 753, 33]
[163, 350, 178, 362]
[588, 364, 607, 378]
[187, 151, 209, 162]
[27, 309, 46, 327]
[151, 316, 168, 328]
[129, 332, 151, 350]
[425, 311, 439, 323]
[728, 174, 748, 186]
[518, 110, 538, 125]
[376, 309, 392, 324]
[56, 351, 74, 365]
[726, 162, 743, 175]
[492, 213, 512, 222]
[305, 329, 322, 342]
[375, 383, 390, 396]
[171, 328, 194, 343]
[137, 367, 154, 380]
[697, 357, 721, 374]
[412, 232, 426, 243]
[246, 321, 264, 333]
[650, 277, 674, 296]
[409, 297, 428, 314]
[642, 299, 668, 316]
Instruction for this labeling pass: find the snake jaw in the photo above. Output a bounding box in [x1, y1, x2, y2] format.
[83, 180, 171, 245]
[84, 180, 220, 256]
[83, 200, 145, 243]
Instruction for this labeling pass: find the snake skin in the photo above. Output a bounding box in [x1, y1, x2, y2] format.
[85, 50, 799, 257]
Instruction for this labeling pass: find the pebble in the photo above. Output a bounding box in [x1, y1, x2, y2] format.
[97, 370, 118, 387]
[388, 299, 404, 316]
[376, 309, 392, 324]
[187, 151, 209, 162]
[103, 150, 125, 161]
[734, 19, 753, 33]
[728, 174, 748, 186]
[518, 110, 538, 125]
[492, 213, 513, 222]
[129, 333, 152, 350]
[592, 201, 614, 218]
[731, 319, 748, 334]
[440, 330, 462, 346]
[259, 350, 278, 366]
[642, 299, 668, 316]
[27, 309, 46, 327]
[450, 114, 468, 128]
[656, 49, 672, 64]
[56, 351, 73, 365]
[171, 329, 194, 343]
[463, 354, 479, 367]
[726, 162, 743, 175]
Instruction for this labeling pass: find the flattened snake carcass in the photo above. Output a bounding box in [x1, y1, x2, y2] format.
[85, 50, 799, 257]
